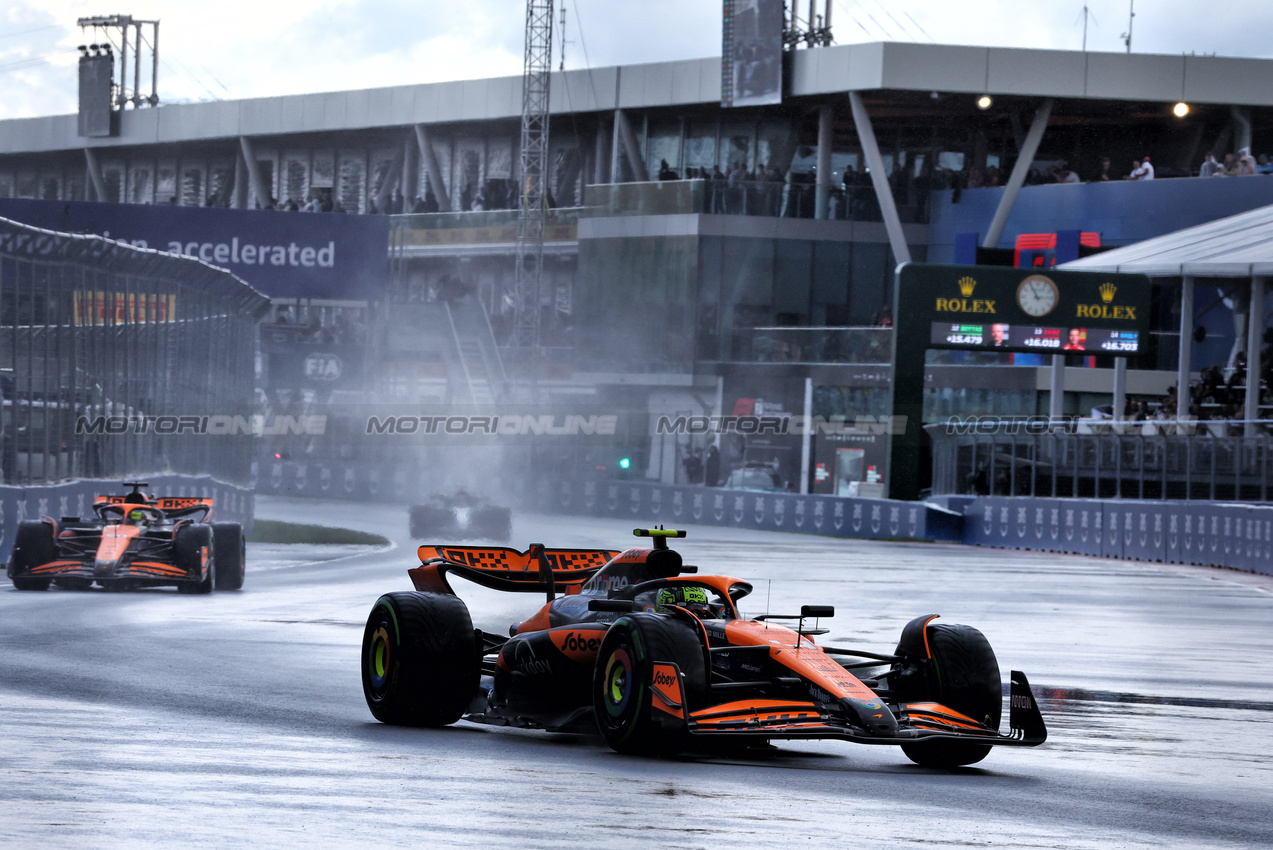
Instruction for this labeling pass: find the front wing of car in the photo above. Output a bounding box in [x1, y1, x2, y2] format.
[659, 670, 1047, 748]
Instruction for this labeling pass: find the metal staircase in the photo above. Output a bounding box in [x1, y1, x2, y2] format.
[445, 300, 507, 405]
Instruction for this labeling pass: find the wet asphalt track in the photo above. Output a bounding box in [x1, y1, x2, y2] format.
[2, 496, 1272, 848]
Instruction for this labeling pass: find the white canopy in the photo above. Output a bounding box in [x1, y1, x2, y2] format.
[1061, 202, 1273, 278]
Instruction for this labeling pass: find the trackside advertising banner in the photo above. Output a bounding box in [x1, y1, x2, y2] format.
[0, 198, 389, 300]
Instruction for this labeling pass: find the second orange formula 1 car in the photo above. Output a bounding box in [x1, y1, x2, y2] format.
[360, 528, 1046, 767]
[7, 481, 245, 593]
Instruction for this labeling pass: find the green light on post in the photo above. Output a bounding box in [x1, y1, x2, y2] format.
[618, 457, 631, 470]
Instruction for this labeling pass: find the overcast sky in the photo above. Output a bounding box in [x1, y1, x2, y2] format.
[2, 1, 1270, 120]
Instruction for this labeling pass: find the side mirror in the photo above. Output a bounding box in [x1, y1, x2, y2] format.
[588, 598, 636, 613]
[801, 605, 834, 619]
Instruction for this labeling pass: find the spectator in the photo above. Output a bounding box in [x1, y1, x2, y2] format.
[658, 159, 678, 181]
[1258, 154, 1273, 175]
[1220, 153, 1237, 175]
[1236, 148, 1257, 176]
[1094, 156, 1112, 182]
[704, 444, 720, 487]
[1199, 152, 1223, 178]
[1052, 160, 1080, 183]
[1128, 157, 1154, 180]
[389, 188, 404, 214]
[984, 164, 1001, 187]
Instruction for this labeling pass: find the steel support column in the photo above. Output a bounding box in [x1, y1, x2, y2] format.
[614, 109, 649, 182]
[1049, 354, 1065, 420]
[1245, 275, 1266, 436]
[814, 105, 833, 219]
[83, 148, 107, 202]
[413, 124, 451, 211]
[983, 99, 1053, 249]
[1113, 357, 1128, 421]
[238, 136, 271, 208]
[848, 92, 910, 264]
[1178, 275, 1195, 423]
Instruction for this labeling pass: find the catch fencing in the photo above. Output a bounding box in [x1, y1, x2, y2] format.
[0, 216, 268, 488]
[928, 420, 1273, 502]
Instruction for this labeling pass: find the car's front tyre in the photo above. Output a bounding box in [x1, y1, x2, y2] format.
[175, 524, 215, 594]
[894, 621, 1002, 768]
[592, 614, 706, 756]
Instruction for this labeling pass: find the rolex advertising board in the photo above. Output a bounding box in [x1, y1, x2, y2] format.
[889, 263, 1153, 501]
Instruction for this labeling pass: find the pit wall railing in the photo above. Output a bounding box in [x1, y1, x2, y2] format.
[0, 474, 254, 564]
[928, 420, 1273, 502]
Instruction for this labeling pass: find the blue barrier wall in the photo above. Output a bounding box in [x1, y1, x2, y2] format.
[962, 496, 1273, 575]
[0, 475, 254, 564]
[256, 457, 1272, 574]
[254, 458, 963, 542]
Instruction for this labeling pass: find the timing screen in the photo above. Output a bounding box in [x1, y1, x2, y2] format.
[930, 322, 1140, 354]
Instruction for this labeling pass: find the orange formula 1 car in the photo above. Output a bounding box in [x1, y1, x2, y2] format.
[361, 528, 1046, 767]
[6, 481, 245, 593]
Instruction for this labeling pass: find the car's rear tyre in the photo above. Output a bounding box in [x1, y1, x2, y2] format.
[897, 622, 1001, 768]
[175, 524, 215, 595]
[361, 591, 479, 726]
[592, 614, 706, 756]
[212, 523, 245, 591]
[9, 521, 55, 591]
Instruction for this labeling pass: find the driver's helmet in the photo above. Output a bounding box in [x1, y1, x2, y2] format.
[126, 508, 147, 525]
[657, 585, 713, 617]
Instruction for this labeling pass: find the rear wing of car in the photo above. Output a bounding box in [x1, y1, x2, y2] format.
[95, 495, 213, 521]
[410, 544, 620, 598]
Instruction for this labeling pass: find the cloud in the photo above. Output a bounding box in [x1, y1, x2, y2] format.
[1, 0, 1272, 119]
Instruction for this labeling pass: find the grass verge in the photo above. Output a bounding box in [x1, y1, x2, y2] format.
[248, 519, 390, 546]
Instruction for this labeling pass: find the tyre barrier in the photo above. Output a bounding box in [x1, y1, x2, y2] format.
[961, 496, 1273, 576]
[0, 475, 253, 565]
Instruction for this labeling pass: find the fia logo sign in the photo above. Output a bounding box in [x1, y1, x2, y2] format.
[304, 353, 343, 381]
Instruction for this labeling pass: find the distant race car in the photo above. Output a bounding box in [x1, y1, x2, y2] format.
[360, 527, 1047, 766]
[723, 462, 788, 492]
[408, 490, 511, 542]
[6, 481, 245, 593]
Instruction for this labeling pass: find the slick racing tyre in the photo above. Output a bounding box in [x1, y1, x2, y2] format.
[175, 524, 215, 595]
[212, 523, 246, 591]
[898, 622, 1002, 768]
[362, 591, 480, 727]
[592, 614, 706, 756]
[9, 521, 55, 591]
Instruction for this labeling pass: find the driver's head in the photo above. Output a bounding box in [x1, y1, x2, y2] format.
[126, 508, 146, 525]
[657, 585, 712, 617]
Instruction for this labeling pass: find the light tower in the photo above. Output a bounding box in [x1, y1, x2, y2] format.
[510, 0, 554, 352]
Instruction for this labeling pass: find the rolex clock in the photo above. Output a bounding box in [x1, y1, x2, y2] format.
[1016, 274, 1058, 317]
